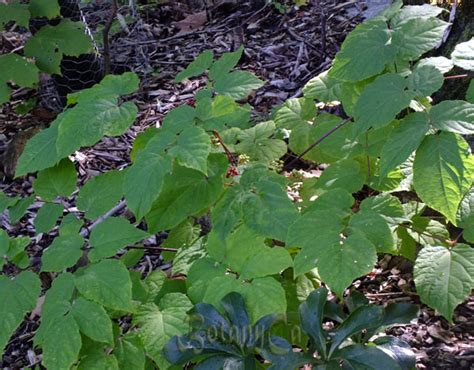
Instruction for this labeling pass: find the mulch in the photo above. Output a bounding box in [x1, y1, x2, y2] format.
[0, 1, 473, 369]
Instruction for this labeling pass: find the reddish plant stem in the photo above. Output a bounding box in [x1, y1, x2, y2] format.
[283, 117, 352, 171]
[212, 130, 238, 166]
[444, 74, 469, 80]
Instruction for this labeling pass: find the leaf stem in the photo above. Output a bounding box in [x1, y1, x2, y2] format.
[444, 74, 469, 80]
[283, 117, 352, 171]
[212, 130, 238, 166]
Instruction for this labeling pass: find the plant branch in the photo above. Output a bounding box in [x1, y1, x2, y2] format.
[444, 74, 469, 80]
[80, 199, 126, 237]
[212, 130, 238, 166]
[283, 117, 352, 171]
[103, 0, 118, 76]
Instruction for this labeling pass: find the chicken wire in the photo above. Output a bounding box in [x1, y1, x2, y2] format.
[39, 0, 152, 111]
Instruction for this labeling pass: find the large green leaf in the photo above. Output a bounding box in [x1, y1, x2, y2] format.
[337, 344, 401, 370]
[416, 56, 453, 74]
[451, 39, 474, 71]
[318, 233, 377, 297]
[170, 126, 211, 173]
[33, 158, 77, 201]
[240, 247, 293, 280]
[146, 154, 227, 232]
[235, 121, 287, 163]
[0, 272, 41, 353]
[359, 193, 407, 225]
[209, 46, 244, 81]
[124, 135, 173, 220]
[456, 188, 474, 243]
[42, 314, 82, 370]
[348, 211, 395, 253]
[133, 293, 193, 368]
[430, 100, 474, 135]
[41, 234, 85, 272]
[76, 170, 124, 219]
[114, 333, 146, 370]
[214, 71, 265, 100]
[414, 245, 474, 321]
[24, 20, 92, 74]
[413, 133, 473, 224]
[0, 54, 39, 104]
[186, 258, 227, 303]
[34, 203, 64, 234]
[392, 17, 449, 61]
[289, 113, 355, 164]
[0, 1, 30, 30]
[29, 0, 60, 19]
[75, 260, 134, 312]
[353, 74, 413, 136]
[89, 217, 149, 262]
[71, 297, 114, 345]
[8, 196, 35, 223]
[407, 64, 444, 97]
[329, 19, 396, 81]
[302, 70, 341, 102]
[312, 159, 365, 193]
[390, 4, 445, 27]
[380, 112, 429, 177]
[175, 50, 213, 82]
[274, 97, 316, 130]
[242, 180, 299, 241]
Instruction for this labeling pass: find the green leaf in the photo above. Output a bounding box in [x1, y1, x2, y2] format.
[408, 64, 444, 97]
[57, 100, 138, 158]
[71, 297, 114, 345]
[77, 171, 124, 219]
[209, 46, 244, 81]
[380, 112, 429, 177]
[34, 203, 63, 233]
[170, 126, 211, 173]
[186, 258, 227, 303]
[318, 233, 377, 297]
[146, 154, 227, 232]
[29, 0, 60, 19]
[373, 336, 416, 370]
[33, 158, 77, 201]
[133, 293, 193, 368]
[414, 245, 474, 321]
[172, 238, 207, 275]
[235, 121, 287, 163]
[214, 71, 265, 100]
[329, 19, 396, 81]
[0, 1, 30, 30]
[0, 54, 39, 104]
[390, 4, 445, 27]
[289, 113, 355, 164]
[0, 271, 41, 353]
[6, 237, 30, 268]
[348, 211, 395, 253]
[175, 50, 213, 82]
[115, 333, 146, 370]
[457, 188, 474, 243]
[466, 80, 474, 104]
[330, 305, 384, 355]
[197, 95, 251, 131]
[89, 217, 149, 262]
[24, 20, 92, 74]
[240, 247, 293, 280]
[314, 159, 365, 193]
[302, 70, 341, 102]
[274, 97, 316, 129]
[41, 234, 84, 272]
[430, 100, 474, 135]
[0, 192, 19, 213]
[359, 193, 407, 225]
[59, 213, 83, 236]
[416, 56, 453, 74]
[124, 141, 173, 220]
[451, 39, 474, 71]
[15, 123, 60, 176]
[8, 196, 34, 223]
[353, 74, 412, 135]
[413, 133, 473, 224]
[42, 314, 82, 370]
[392, 17, 449, 61]
[75, 259, 134, 312]
[240, 277, 287, 323]
[337, 344, 401, 370]
[242, 180, 299, 241]
[77, 351, 119, 370]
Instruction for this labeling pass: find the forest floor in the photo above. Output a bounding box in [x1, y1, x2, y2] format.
[0, 1, 473, 369]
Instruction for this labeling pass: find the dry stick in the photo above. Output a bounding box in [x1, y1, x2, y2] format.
[444, 74, 470, 80]
[103, 0, 118, 76]
[283, 117, 352, 171]
[79, 199, 126, 237]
